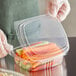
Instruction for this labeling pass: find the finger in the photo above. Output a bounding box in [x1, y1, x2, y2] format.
[0, 29, 8, 57]
[48, 0, 63, 17]
[0, 38, 8, 58]
[57, 0, 70, 21]
[0, 29, 13, 55]
[0, 29, 7, 43]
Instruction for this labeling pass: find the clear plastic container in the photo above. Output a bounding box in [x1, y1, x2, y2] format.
[13, 14, 69, 71]
[0, 68, 24, 76]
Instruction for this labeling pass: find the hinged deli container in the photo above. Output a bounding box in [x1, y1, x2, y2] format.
[13, 14, 69, 71]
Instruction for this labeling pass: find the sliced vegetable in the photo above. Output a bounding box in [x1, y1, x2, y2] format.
[15, 41, 62, 71]
[23, 43, 58, 56]
[16, 49, 23, 56]
[31, 41, 49, 47]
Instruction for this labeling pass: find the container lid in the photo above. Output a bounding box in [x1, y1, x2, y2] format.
[14, 14, 69, 62]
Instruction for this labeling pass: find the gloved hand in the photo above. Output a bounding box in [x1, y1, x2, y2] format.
[48, 0, 71, 21]
[0, 29, 13, 58]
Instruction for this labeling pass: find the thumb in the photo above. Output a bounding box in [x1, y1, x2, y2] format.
[48, 2, 58, 17]
[3, 42, 13, 53]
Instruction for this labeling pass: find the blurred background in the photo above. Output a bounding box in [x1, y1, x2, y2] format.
[62, 0, 76, 37]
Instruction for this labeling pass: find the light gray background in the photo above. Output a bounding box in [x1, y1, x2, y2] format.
[38, 0, 76, 37]
[62, 0, 76, 37]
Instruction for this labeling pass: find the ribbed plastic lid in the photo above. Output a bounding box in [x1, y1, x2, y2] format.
[14, 14, 69, 62]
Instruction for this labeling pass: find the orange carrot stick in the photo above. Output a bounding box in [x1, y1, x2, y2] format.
[23, 43, 59, 56]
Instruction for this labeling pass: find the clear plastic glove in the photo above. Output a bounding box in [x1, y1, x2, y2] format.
[0, 29, 13, 58]
[48, 0, 71, 21]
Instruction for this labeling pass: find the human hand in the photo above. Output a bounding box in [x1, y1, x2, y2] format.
[48, 0, 71, 21]
[0, 29, 13, 58]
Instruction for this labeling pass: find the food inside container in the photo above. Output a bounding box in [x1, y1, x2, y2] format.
[13, 15, 69, 71]
[14, 41, 63, 71]
[0, 68, 24, 76]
